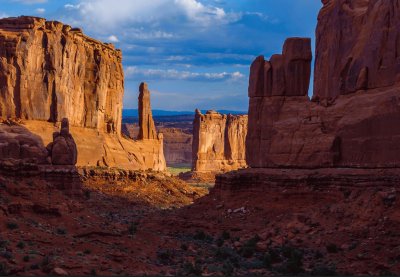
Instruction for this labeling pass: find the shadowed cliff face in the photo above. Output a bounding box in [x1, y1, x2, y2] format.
[314, 0, 400, 101]
[0, 16, 124, 135]
[246, 4, 400, 168]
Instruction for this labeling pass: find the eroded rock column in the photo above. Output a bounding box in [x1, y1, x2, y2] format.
[138, 82, 157, 140]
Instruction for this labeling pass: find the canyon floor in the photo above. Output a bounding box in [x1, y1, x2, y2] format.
[0, 168, 399, 276]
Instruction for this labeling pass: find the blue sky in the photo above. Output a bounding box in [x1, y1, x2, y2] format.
[0, 0, 322, 111]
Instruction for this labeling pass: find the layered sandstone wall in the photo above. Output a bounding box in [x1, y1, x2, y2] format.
[246, 0, 400, 169]
[0, 17, 166, 171]
[314, 0, 400, 102]
[192, 110, 247, 172]
[0, 16, 123, 134]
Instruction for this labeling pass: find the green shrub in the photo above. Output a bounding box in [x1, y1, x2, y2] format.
[17, 241, 25, 249]
[222, 261, 234, 276]
[56, 228, 67, 235]
[311, 265, 337, 276]
[0, 262, 7, 275]
[239, 235, 260, 258]
[326, 243, 339, 253]
[6, 222, 18, 230]
[128, 222, 138, 235]
[221, 231, 230, 240]
[182, 261, 202, 276]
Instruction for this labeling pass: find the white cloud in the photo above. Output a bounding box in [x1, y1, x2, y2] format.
[35, 8, 46, 14]
[125, 66, 245, 82]
[62, 0, 240, 32]
[0, 13, 8, 19]
[12, 0, 47, 4]
[107, 35, 119, 43]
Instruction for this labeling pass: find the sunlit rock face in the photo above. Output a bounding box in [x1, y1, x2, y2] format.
[0, 16, 166, 171]
[192, 110, 247, 172]
[138, 82, 157, 140]
[0, 16, 123, 135]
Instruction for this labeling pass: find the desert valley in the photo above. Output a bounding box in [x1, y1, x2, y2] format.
[1, 0, 400, 276]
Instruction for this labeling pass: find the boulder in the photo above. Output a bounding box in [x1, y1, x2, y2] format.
[50, 118, 77, 165]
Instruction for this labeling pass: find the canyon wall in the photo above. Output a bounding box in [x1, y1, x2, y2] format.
[192, 110, 247, 172]
[246, 0, 400, 169]
[0, 16, 123, 134]
[0, 16, 166, 171]
[314, 0, 400, 102]
[160, 128, 192, 165]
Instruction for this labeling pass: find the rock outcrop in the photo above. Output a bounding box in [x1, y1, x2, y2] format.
[192, 110, 247, 172]
[160, 127, 192, 165]
[313, 0, 400, 102]
[0, 16, 123, 134]
[0, 17, 166, 171]
[0, 120, 48, 164]
[246, 1, 400, 169]
[48, 118, 77, 165]
[249, 38, 312, 98]
[138, 82, 157, 140]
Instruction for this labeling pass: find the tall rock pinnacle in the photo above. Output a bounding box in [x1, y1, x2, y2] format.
[138, 82, 157, 140]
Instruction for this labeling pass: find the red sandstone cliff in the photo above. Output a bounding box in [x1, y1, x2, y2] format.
[246, 1, 400, 169]
[192, 110, 247, 172]
[314, 0, 400, 102]
[138, 82, 157, 140]
[0, 17, 166, 171]
[0, 16, 123, 134]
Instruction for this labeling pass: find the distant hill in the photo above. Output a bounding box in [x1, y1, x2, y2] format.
[122, 109, 247, 118]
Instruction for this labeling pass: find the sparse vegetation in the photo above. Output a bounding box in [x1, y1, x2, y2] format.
[311, 264, 337, 276]
[128, 222, 138, 235]
[6, 222, 18, 230]
[17, 241, 25, 249]
[239, 235, 260, 258]
[168, 165, 191, 176]
[0, 262, 8, 275]
[57, 228, 67, 235]
[182, 261, 202, 276]
[326, 243, 339, 253]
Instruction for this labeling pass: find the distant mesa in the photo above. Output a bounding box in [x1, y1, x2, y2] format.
[192, 109, 247, 173]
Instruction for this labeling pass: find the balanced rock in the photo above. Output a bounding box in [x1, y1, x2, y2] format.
[50, 118, 77, 165]
[192, 110, 247, 172]
[138, 82, 157, 140]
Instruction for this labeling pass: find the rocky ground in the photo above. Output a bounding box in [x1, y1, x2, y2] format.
[0, 169, 399, 276]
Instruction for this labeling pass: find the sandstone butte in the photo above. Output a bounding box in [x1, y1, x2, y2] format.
[245, 0, 400, 169]
[0, 16, 166, 171]
[192, 109, 247, 172]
